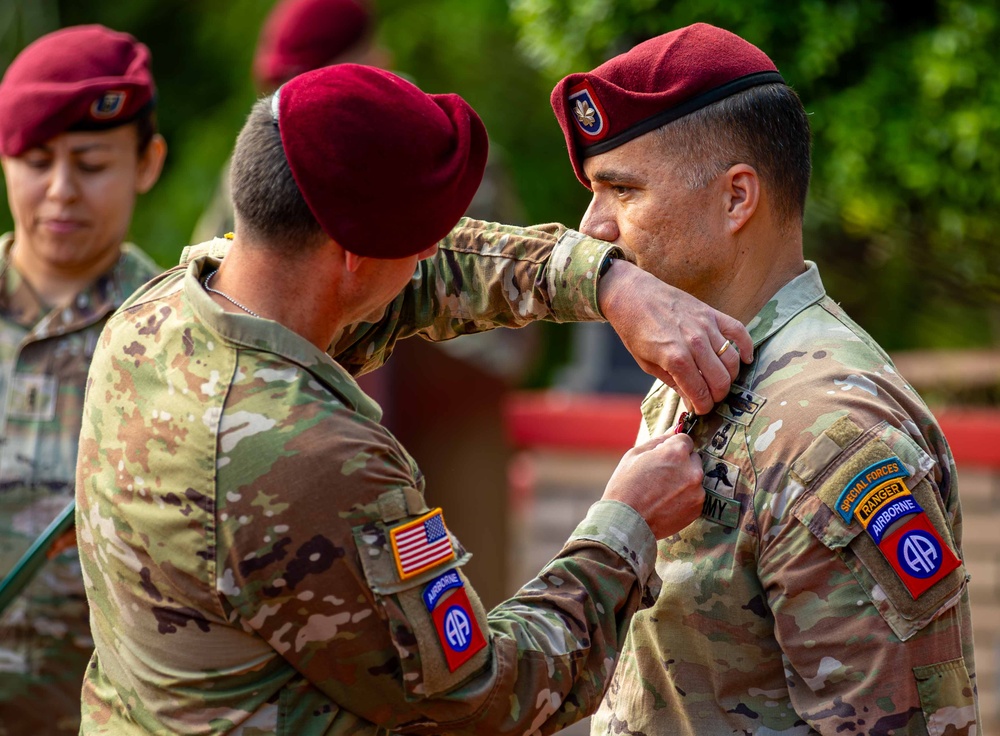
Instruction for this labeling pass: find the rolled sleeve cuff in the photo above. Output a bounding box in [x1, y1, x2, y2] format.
[547, 230, 635, 322]
[570, 499, 661, 598]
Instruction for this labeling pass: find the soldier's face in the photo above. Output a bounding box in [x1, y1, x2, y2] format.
[1, 125, 163, 283]
[578, 133, 730, 306]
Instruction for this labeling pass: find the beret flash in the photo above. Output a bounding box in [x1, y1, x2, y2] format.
[551, 23, 785, 187]
[0, 24, 155, 157]
[275, 64, 488, 259]
[254, 0, 371, 89]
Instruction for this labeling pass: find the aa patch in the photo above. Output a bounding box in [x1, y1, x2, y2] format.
[836, 457, 908, 523]
[90, 90, 128, 120]
[568, 81, 608, 141]
[701, 455, 740, 499]
[390, 509, 455, 581]
[878, 513, 961, 599]
[422, 569, 463, 611]
[431, 586, 487, 671]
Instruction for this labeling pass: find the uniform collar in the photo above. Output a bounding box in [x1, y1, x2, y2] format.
[746, 261, 826, 348]
[182, 254, 384, 423]
[0, 232, 151, 333]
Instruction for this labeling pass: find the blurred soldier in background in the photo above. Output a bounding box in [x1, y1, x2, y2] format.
[549, 22, 979, 734]
[192, 0, 395, 244]
[0, 24, 166, 734]
[76, 64, 751, 733]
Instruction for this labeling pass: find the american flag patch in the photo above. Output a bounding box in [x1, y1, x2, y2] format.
[390, 509, 455, 580]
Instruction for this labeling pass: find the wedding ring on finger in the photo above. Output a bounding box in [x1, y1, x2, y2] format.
[715, 340, 732, 357]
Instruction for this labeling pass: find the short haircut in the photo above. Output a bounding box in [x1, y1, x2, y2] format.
[229, 97, 325, 250]
[653, 83, 812, 224]
[134, 108, 157, 154]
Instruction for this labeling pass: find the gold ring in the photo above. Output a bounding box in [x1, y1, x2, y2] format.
[715, 340, 732, 357]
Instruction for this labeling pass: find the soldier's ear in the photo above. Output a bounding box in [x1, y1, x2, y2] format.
[136, 134, 166, 195]
[723, 163, 758, 234]
[344, 250, 366, 274]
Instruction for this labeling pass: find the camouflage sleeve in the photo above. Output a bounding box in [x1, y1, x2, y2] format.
[331, 217, 627, 375]
[217, 406, 658, 734]
[759, 417, 977, 734]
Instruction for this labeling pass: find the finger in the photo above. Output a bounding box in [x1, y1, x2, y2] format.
[716, 312, 753, 363]
[661, 431, 695, 453]
[665, 354, 715, 416]
[693, 336, 734, 407]
[717, 337, 742, 381]
[634, 431, 673, 452]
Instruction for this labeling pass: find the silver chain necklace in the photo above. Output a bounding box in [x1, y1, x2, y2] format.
[202, 270, 260, 318]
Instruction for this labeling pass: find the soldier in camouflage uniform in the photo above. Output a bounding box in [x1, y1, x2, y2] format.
[548, 23, 979, 734]
[76, 64, 752, 734]
[0, 25, 166, 733]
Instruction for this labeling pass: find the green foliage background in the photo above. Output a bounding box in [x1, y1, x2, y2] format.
[1, 0, 998, 362]
[511, 0, 1000, 351]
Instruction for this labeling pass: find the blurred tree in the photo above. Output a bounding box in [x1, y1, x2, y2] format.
[511, 0, 1000, 350]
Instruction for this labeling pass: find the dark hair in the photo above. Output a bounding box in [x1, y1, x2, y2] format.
[134, 108, 157, 153]
[654, 83, 812, 224]
[229, 97, 325, 249]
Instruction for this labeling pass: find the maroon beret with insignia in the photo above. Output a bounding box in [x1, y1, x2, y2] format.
[551, 23, 785, 187]
[0, 25, 155, 157]
[254, 0, 371, 88]
[276, 64, 488, 259]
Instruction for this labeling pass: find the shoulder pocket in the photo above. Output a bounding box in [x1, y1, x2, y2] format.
[791, 420, 967, 641]
[353, 513, 490, 699]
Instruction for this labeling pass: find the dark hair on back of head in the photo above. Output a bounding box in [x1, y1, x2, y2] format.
[230, 97, 325, 250]
[655, 83, 812, 224]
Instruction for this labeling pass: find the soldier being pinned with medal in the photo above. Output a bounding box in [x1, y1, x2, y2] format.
[546, 22, 979, 735]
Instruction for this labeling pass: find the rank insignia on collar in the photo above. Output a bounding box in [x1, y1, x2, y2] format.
[390, 508, 455, 581]
[568, 81, 608, 141]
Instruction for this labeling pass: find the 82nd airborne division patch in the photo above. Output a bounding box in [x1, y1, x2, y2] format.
[837, 457, 960, 599]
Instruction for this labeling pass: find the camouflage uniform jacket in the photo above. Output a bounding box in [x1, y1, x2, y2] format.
[76, 220, 660, 735]
[0, 233, 160, 728]
[592, 262, 978, 736]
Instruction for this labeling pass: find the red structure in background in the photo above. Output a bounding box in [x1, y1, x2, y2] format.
[503, 391, 1000, 468]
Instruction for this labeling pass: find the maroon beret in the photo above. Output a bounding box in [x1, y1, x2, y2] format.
[0, 24, 155, 157]
[551, 23, 785, 187]
[276, 64, 488, 259]
[254, 0, 371, 88]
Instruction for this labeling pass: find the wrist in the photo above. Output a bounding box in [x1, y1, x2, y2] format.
[596, 250, 633, 318]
